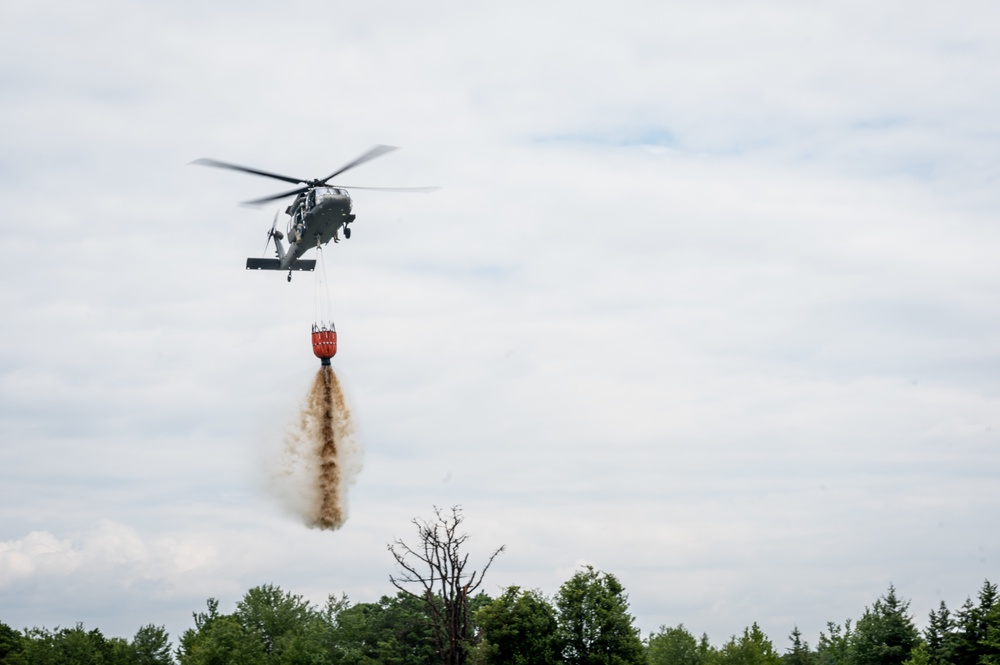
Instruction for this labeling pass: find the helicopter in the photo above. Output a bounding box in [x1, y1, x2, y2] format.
[192, 145, 437, 281]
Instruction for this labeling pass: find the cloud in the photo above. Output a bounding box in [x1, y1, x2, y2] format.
[0, 521, 218, 591]
[1, 0, 999, 649]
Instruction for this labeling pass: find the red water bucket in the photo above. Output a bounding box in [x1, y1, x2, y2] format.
[311, 324, 337, 365]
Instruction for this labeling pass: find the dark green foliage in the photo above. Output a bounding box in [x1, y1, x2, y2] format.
[234, 584, 320, 656]
[325, 592, 437, 665]
[0, 622, 24, 662]
[981, 602, 1000, 665]
[177, 601, 265, 665]
[816, 620, 853, 665]
[923, 602, 956, 665]
[176, 586, 331, 665]
[700, 634, 718, 665]
[648, 624, 704, 665]
[850, 585, 919, 665]
[952, 580, 999, 665]
[0, 622, 168, 665]
[8, 567, 999, 665]
[129, 624, 174, 665]
[783, 627, 814, 665]
[132, 625, 173, 665]
[474, 586, 562, 665]
[555, 566, 644, 665]
[717, 623, 781, 665]
[12, 623, 132, 665]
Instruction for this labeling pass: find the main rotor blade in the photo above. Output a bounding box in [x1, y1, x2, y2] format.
[241, 186, 309, 207]
[337, 185, 440, 193]
[320, 145, 398, 183]
[190, 158, 307, 186]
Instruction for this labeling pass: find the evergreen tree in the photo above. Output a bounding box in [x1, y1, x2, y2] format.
[901, 642, 929, 665]
[816, 620, 853, 665]
[953, 580, 998, 665]
[784, 627, 814, 665]
[978, 598, 1000, 665]
[700, 633, 720, 665]
[923, 602, 956, 665]
[556, 566, 644, 665]
[717, 624, 781, 665]
[850, 585, 919, 665]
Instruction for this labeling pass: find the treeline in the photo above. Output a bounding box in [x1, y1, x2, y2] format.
[1, 508, 998, 665]
[1, 574, 997, 665]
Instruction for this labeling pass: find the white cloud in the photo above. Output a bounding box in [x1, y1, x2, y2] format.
[0, 521, 219, 591]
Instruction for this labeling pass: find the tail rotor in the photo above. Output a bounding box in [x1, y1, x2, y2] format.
[262, 209, 283, 256]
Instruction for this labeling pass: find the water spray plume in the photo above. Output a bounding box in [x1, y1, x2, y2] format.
[310, 366, 350, 528]
[272, 366, 362, 530]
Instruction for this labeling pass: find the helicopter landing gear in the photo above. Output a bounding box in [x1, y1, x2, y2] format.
[344, 226, 352, 239]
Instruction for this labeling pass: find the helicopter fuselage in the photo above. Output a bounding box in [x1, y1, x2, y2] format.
[278, 187, 356, 269]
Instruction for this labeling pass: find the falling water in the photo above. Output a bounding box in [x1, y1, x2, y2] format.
[271, 366, 362, 530]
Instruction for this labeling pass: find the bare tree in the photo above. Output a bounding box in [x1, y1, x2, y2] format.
[388, 506, 505, 665]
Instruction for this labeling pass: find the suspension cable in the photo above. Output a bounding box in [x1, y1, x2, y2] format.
[314, 245, 334, 330]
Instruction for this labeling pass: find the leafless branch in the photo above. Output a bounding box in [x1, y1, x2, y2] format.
[387, 506, 505, 665]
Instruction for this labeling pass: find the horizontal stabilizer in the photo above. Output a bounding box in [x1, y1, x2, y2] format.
[246, 258, 317, 271]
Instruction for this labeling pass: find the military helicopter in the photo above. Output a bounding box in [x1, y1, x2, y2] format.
[192, 145, 437, 281]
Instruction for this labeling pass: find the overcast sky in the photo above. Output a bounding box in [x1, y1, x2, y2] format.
[2, 0, 999, 650]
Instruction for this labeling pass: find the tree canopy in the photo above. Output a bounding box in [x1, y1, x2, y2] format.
[555, 565, 644, 665]
[474, 586, 561, 665]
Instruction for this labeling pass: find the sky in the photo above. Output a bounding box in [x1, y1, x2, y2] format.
[1, 0, 999, 651]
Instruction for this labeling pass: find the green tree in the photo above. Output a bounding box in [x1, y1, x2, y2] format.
[177, 588, 330, 665]
[555, 566, 644, 665]
[176, 599, 266, 665]
[901, 642, 929, 665]
[325, 592, 437, 665]
[132, 625, 173, 665]
[978, 599, 1000, 665]
[923, 602, 956, 665]
[474, 586, 561, 665]
[717, 624, 781, 665]
[700, 634, 719, 665]
[850, 585, 919, 665]
[647, 624, 703, 665]
[16, 623, 130, 665]
[816, 620, 852, 665]
[234, 584, 324, 660]
[784, 627, 814, 665]
[953, 580, 998, 665]
[0, 622, 24, 663]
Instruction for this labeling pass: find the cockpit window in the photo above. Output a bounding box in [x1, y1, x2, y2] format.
[315, 187, 342, 199]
